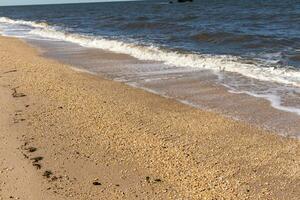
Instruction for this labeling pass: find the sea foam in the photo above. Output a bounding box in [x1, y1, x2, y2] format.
[0, 17, 50, 29]
[1, 16, 300, 88]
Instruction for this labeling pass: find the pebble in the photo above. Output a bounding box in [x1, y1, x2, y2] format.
[31, 156, 43, 162]
[145, 176, 150, 183]
[33, 163, 41, 170]
[27, 147, 37, 153]
[43, 170, 53, 178]
[93, 181, 101, 186]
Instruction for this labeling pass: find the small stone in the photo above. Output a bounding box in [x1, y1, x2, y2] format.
[31, 156, 43, 163]
[33, 163, 41, 170]
[22, 153, 29, 159]
[93, 181, 101, 186]
[145, 176, 150, 183]
[27, 147, 37, 153]
[43, 170, 52, 178]
[154, 179, 162, 182]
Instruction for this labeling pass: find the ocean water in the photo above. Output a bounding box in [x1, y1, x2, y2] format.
[1, 0, 300, 137]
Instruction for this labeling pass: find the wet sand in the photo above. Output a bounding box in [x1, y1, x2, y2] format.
[31, 39, 300, 138]
[0, 36, 299, 199]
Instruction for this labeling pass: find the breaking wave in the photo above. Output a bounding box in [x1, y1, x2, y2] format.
[0, 17, 50, 29]
[1, 16, 300, 88]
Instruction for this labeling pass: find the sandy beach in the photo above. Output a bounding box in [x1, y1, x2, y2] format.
[0, 36, 299, 199]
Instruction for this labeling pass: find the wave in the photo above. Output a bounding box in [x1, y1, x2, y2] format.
[290, 54, 300, 61]
[191, 32, 294, 49]
[135, 16, 149, 21]
[0, 17, 50, 29]
[1, 17, 300, 87]
[124, 22, 170, 30]
[30, 29, 300, 87]
[192, 32, 244, 43]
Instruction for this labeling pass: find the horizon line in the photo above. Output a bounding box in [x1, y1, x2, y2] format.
[0, 0, 141, 7]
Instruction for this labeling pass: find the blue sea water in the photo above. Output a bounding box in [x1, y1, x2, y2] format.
[1, 0, 300, 136]
[0, 0, 300, 70]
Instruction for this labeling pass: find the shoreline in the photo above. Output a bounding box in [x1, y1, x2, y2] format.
[28, 38, 300, 138]
[0, 36, 299, 199]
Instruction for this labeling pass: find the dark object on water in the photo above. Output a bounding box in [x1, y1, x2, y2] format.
[169, 1, 173, 3]
[178, 0, 193, 2]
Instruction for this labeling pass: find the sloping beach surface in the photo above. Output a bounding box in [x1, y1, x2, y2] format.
[0, 36, 299, 199]
[1, 3, 300, 136]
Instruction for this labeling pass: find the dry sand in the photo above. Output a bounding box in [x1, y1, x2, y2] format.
[0, 36, 299, 199]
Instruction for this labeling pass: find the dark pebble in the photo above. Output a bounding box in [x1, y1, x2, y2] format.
[93, 181, 102, 186]
[22, 153, 29, 159]
[27, 147, 37, 153]
[43, 170, 53, 178]
[145, 176, 150, 183]
[31, 156, 43, 162]
[33, 163, 41, 170]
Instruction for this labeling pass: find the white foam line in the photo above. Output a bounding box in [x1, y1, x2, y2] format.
[2, 16, 300, 117]
[69, 66, 97, 75]
[0, 17, 50, 29]
[222, 83, 300, 116]
[1, 16, 300, 88]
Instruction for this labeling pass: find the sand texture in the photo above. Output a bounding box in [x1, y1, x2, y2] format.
[0, 36, 299, 199]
